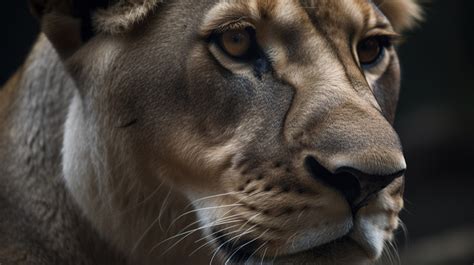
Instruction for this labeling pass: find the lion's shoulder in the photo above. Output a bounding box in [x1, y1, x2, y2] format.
[0, 195, 50, 265]
[0, 192, 127, 265]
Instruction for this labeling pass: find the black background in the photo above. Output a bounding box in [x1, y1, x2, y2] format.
[1, 1, 473, 264]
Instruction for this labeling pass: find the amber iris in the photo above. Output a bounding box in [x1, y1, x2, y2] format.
[357, 37, 384, 65]
[221, 29, 252, 58]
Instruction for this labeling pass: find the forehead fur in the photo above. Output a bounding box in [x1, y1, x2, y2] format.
[94, 0, 421, 34]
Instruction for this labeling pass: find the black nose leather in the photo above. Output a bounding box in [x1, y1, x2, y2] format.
[304, 156, 405, 208]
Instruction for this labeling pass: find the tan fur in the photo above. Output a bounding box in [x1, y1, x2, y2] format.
[373, 0, 423, 32]
[1, 0, 422, 264]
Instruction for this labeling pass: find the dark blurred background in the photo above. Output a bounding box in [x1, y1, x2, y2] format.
[1, 1, 473, 264]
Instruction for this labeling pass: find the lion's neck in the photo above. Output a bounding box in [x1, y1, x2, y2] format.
[2, 35, 208, 264]
[0, 34, 74, 211]
[53, 44, 210, 264]
[0, 35, 131, 263]
[63, 95, 209, 265]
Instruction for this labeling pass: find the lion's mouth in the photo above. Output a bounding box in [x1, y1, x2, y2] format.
[211, 228, 265, 263]
[210, 216, 385, 264]
[212, 234, 363, 265]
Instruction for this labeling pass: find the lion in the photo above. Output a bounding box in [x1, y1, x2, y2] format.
[0, 0, 422, 264]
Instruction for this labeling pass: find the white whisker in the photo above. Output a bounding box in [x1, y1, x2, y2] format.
[167, 203, 244, 231]
[230, 213, 261, 249]
[189, 225, 241, 257]
[245, 241, 268, 265]
[158, 186, 173, 231]
[132, 209, 163, 252]
[174, 213, 237, 238]
[209, 225, 258, 265]
[398, 217, 409, 246]
[286, 232, 298, 249]
[151, 216, 243, 255]
[195, 221, 240, 244]
[225, 229, 269, 265]
[173, 203, 244, 237]
[184, 191, 242, 210]
[260, 247, 268, 265]
[270, 249, 279, 265]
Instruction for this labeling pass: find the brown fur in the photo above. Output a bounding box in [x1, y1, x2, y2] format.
[1, 0, 421, 264]
[373, 0, 423, 31]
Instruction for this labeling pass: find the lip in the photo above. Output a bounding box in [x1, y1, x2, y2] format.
[208, 192, 388, 264]
[214, 222, 379, 265]
[258, 235, 375, 265]
[275, 214, 382, 262]
[220, 237, 361, 265]
[214, 210, 387, 264]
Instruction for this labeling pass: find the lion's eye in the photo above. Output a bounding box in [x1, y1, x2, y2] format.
[220, 29, 252, 58]
[357, 36, 391, 67]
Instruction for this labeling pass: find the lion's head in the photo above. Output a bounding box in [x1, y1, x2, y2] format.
[31, 0, 421, 263]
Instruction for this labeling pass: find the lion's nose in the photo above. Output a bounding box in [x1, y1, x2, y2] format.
[304, 156, 405, 208]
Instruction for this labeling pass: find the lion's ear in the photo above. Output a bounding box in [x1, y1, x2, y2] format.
[29, 0, 160, 58]
[373, 0, 423, 32]
[93, 0, 161, 35]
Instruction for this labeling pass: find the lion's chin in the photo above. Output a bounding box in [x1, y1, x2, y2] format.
[217, 218, 387, 265]
[245, 236, 378, 265]
[271, 225, 386, 264]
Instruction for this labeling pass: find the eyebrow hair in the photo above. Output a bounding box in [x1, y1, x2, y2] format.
[199, 4, 254, 37]
[205, 18, 255, 35]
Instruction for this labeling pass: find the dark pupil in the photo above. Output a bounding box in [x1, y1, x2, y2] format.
[362, 41, 376, 52]
[232, 34, 243, 44]
[359, 39, 380, 62]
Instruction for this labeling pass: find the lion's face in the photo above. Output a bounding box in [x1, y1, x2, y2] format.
[54, 0, 420, 263]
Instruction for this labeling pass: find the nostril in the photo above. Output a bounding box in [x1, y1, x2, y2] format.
[305, 155, 406, 210]
[335, 166, 405, 209]
[304, 156, 361, 204]
[335, 167, 405, 194]
[304, 155, 406, 209]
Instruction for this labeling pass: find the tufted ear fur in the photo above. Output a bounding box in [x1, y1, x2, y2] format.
[93, 0, 162, 34]
[373, 0, 423, 32]
[29, 0, 161, 58]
